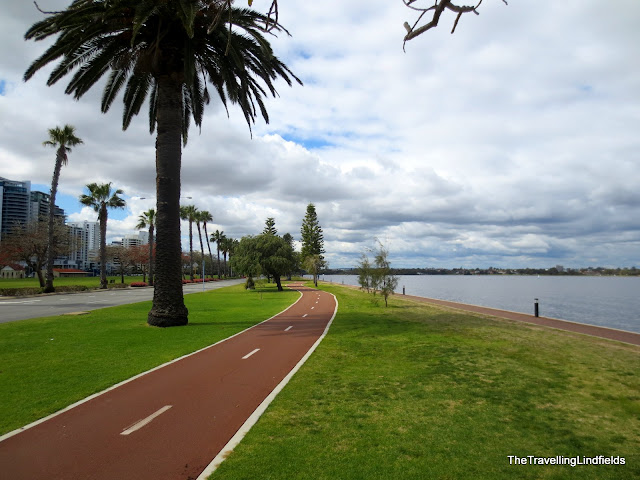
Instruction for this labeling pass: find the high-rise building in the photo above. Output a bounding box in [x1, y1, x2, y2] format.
[68, 221, 100, 271]
[0, 176, 66, 242]
[30, 190, 65, 223]
[122, 231, 149, 248]
[0, 177, 31, 241]
[65, 224, 89, 270]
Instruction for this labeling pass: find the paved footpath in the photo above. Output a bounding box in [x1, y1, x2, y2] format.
[0, 283, 337, 480]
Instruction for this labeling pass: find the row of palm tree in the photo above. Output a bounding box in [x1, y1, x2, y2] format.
[179, 205, 235, 280]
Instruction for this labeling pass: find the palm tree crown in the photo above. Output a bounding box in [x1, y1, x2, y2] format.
[25, 2, 301, 141]
[43, 125, 83, 166]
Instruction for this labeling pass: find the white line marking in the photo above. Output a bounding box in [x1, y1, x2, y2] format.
[121, 405, 172, 436]
[242, 348, 260, 360]
[311, 306, 315, 310]
[285, 326, 293, 331]
[302, 314, 308, 318]
[0, 300, 41, 305]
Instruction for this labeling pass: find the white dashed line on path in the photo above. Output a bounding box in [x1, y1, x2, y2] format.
[242, 348, 260, 360]
[285, 326, 293, 332]
[120, 405, 172, 436]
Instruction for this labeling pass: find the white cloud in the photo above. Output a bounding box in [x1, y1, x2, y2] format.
[1, 0, 639, 268]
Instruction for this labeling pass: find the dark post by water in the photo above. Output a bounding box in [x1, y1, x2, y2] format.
[534, 298, 539, 317]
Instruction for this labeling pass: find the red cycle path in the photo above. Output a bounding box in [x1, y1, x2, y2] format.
[0, 284, 336, 480]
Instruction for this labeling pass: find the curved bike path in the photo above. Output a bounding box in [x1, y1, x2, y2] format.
[0, 283, 337, 479]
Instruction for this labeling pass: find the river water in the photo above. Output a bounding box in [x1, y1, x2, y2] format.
[319, 275, 640, 334]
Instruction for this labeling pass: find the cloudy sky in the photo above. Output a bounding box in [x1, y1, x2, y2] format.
[1, 0, 639, 269]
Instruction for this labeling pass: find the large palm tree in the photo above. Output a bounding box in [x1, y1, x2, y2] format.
[25, 2, 300, 327]
[200, 210, 215, 274]
[42, 125, 83, 293]
[180, 205, 198, 281]
[211, 229, 225, 279]
[136, 208, 156, 286]
[79, 183, 126, 289]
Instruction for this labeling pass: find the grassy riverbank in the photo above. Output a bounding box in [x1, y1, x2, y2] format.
[0, 283, 297, 435]
[211, 283, 640, 480]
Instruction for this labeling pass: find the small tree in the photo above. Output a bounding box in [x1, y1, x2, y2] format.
[375, 243, 399, 307]
[304, 254, 325, 287]
[357, 241, 398, 307]
[232, 234, 296, 291]
[357, 252, 374, 294]
[231, 236, 261, 289]
[105, 245, 136, 283]
[4, 219, 68, 287]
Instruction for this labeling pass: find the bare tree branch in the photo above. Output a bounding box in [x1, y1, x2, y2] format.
[402, 0, 505, 50]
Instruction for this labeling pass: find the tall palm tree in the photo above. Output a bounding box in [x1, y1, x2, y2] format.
[220, 235, 233, 277]
[136, 208, 156, 286]
[194, 210, 207, 279]
[200, 210, 215, 274]
[180, 205, 198, 281]
[211, 230, 225, 279]
[79, 183, 126, 289]
[42, 125, 83, 293]
[25, 2, 300, 327]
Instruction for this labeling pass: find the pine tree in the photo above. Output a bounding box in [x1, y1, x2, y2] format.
[263, 217, 277, 235]
[300, 203, 325, 286]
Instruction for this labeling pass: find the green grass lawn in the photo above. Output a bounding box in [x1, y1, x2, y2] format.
[0, 283, 298, 435]
[211, 283, 640, 480]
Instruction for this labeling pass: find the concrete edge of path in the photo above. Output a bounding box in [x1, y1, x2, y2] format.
[196, 289, 339, 479]
[0, 289, 304, 444]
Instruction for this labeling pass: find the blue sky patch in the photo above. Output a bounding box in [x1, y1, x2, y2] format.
[282, 134, 332, 150]
[0, 79, 6, 95]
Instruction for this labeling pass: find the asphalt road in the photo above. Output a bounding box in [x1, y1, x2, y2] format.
[0, 279, 244, 323]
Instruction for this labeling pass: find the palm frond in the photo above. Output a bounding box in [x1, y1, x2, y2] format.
[122, 73, 153, 129]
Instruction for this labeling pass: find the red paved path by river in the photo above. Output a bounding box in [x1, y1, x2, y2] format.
[0, 283, 336, 480]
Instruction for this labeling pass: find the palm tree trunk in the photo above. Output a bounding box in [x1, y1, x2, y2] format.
[204, 224, 215, 276]
[189, 220, 194, 281]
[217, 244, 221, 279]
[98, 205, 107, 288]
[196, 222, 205, 279]
[44, 149, 63, 293]
[99, 205, 108, 289]
[147, 75, 188, 327]
[148, 224, 154, 286]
